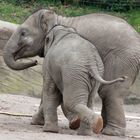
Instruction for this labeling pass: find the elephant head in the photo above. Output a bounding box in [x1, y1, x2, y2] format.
[44, 25, 76, 55]
[3, 9, 57, 70]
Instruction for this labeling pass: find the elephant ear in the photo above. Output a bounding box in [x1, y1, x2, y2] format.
[40, 10, 56, 33]
[44, 30, 54, 56]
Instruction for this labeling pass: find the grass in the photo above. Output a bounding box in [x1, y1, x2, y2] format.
[124, 10, 140, 32]
[0, 0, 140, 32]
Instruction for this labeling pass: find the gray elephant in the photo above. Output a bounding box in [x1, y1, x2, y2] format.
[42, 25, 126, 135]
[3, 9, 140, 136]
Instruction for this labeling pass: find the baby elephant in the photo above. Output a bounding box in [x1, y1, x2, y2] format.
[42, 25, 126, 135]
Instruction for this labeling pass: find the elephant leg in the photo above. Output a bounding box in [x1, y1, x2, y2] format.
[64, 81, 100, 131]
[99, 54, 137, 136]
[43, 72, 61, 133]
[61, 104, 80, 130]
[102, 97, 126, 136]
[99, 84, 128, 136]
[31, 103, 44, 125]
[63, 89, 103, 135]
[31, 94, 81, 129]
[101, 99, 107, 129]
[31, 90, 44, 125]
[73, 104, 103, 135]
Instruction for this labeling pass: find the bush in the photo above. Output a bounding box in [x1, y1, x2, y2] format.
[60, 0, 80, 5]
[78, 0, 137, 12]
[100, 0, 136, 12]
[15, 0, 34, 4]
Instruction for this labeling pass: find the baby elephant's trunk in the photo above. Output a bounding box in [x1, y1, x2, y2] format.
[90, 66, 127, 85]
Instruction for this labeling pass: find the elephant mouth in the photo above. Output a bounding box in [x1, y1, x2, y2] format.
[38, 45, 45, 57]
[13, 46, 27, 60]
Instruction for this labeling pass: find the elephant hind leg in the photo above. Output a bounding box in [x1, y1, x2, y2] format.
[102, 97, 126, 136]
[62, 70, 103, 135]
[63, 91, 103, 135]
[99, 85, 127, 136]
[61, 104, 80, 130]
[99, 53, 136, 136]
[74, 104, 103, 135]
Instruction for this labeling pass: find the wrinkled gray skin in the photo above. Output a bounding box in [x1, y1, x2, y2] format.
[42, 25, 126, 135]
[3, 9, 140, 136]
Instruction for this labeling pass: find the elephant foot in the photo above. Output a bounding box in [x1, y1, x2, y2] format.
[77, 121, 92, 136]
[92, 116, 103, 134]
[102, 125, 125, 136]
[78, 128, 92, 136]
[31, 113, 44, 125]
[69, 116, 80, 130]
[43, 124, 59, 133]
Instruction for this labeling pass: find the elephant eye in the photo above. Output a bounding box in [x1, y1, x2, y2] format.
[46, 37, 49, 43]
[21, 31, 26, 36]
[20, 29, 28, 37]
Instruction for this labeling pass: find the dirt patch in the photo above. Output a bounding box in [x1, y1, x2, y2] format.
[0, 94, 140, 140]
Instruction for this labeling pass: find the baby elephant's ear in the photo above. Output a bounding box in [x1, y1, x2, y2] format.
[44, 31, 54, 55]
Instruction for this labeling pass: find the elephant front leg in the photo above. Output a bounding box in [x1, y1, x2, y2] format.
[43, 73, 61, 133]
[31, 91, 44, 125]
[31, 103, 44, 125]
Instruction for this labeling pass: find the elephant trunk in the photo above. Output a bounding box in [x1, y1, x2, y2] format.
[3, 38, 37, 70]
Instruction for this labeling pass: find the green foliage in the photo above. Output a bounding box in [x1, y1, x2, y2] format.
[62, 0, 80, 5]
[0, 0, 31, 23]
[79, 0, 138, 12]
[123, 9, 140, 32]
[100, 0, 136, 12]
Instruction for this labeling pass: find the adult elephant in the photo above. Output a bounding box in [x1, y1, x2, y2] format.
[3, 9, 140, 136]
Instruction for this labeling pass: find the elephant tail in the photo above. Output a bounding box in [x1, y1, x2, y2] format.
[90, 66, 127, 85]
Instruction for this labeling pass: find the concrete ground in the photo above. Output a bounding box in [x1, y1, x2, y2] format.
[0, 94, 140, 140]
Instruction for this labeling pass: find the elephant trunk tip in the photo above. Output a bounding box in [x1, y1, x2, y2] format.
[120, 76, 128, 82]
[11, 59, 38, 71]
[3, 51, 38, 70]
